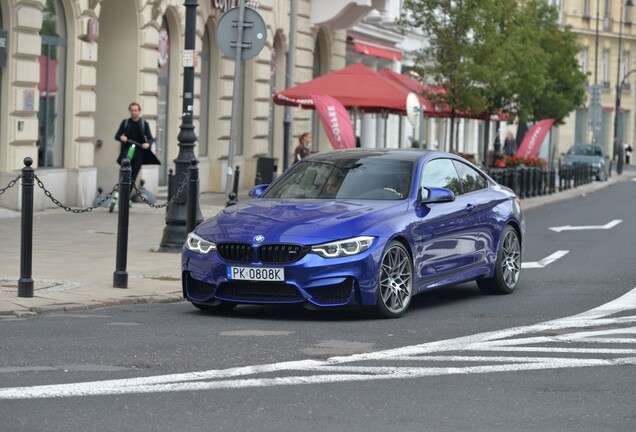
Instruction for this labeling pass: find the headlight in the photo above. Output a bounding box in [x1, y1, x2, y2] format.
[311, 236, 375, 258]
[185, 232, 216, 255]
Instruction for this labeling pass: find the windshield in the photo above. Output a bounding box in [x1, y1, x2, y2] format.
[570, 145, 603, 156]
[263, 157, 414, 200]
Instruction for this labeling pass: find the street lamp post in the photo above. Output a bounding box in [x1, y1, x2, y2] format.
[159, 0, 203, 252]
[282, 0, 297, 172]
[613, 0, 634, 173]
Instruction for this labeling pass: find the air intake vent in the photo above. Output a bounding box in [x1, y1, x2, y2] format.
[217, 281, 303, 301]
[217, 243, 254, 262]
[259, 244, 308, 263]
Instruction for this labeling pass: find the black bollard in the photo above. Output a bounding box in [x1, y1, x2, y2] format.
[226, 192, 237, 207]
[186, 159, 199, 236]
[113, 159, 132, 288]
[18, 157, 35, 298]
[233, 165, 240, 197]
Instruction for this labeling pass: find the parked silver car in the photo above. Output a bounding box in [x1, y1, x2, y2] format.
[562, 144, 609, 181]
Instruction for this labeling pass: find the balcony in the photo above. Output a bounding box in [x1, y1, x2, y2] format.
[312, 0, 389, 30]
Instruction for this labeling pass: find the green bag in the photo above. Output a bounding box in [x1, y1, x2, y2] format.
[126, 144, 136, 160]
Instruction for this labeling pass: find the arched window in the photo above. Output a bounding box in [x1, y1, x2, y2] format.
[38, 0, 67, 168]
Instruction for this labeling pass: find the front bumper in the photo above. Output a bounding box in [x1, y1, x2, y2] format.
[181, 243, 385, 308]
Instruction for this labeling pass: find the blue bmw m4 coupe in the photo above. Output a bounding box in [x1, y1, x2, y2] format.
[182, 148, 525, 318]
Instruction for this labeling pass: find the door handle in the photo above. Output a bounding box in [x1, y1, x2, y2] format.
[465, 203, 477, 212]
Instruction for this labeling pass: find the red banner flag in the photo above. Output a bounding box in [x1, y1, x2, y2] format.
[514, 119, 555, 159]
[310, 93, 355, 150]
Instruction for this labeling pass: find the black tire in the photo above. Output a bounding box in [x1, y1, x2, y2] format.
[191, 301, 237, 313]
[375, 241, 413, 318]
[477, 225, 521, 295]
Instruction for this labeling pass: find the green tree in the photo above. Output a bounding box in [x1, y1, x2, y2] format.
[401, 0, 586, 162]
[528, 1, 586, 123]
[400, 0, 485, 152]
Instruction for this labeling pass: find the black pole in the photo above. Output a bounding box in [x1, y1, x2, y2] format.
[613, 2, 625, 168]
[282, 0, 297, 171]
[613, 1, 634, 170]
[594, 0, 599, 85]
[232, 165, 240, 196]
[113, 159, 132, 288]
[186, 159, 199, 236]
[159, 0, 202, 252]
[18, 157, 34, 298]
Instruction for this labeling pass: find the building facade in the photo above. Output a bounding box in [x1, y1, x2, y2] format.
[0, 0, 411, 211]
[559, 0, 635, 158]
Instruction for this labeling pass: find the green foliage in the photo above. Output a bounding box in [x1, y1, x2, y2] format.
[400, 0, 587, 124]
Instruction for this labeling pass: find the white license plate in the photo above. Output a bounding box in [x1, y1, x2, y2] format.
[227, 266, 285, 282]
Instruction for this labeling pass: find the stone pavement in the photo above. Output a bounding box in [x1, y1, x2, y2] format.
[1, 167, 635, 318]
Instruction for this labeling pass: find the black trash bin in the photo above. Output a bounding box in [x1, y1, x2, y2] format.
[256, 157, 278, 184]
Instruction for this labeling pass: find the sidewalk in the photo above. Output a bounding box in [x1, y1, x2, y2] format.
[1, 167, 635, 317]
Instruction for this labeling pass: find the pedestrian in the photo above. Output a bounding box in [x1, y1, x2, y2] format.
[293, 132, 312, 163]
[625, 142, 633, 165]
[616, 141, 625, 175]
[114, 102, 160, 184]
[503, 131, 517, 157]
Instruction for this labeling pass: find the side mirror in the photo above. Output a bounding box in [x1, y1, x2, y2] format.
[419, 186, 455, 205]
[249, 184, 269, 198]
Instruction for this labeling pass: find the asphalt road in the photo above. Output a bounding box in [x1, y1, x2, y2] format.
[1, 180, 635, 432]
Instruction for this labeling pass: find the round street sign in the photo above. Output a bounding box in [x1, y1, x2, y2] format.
[216, 6, 267, 61]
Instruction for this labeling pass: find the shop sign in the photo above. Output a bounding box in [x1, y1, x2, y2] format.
[212, 0, 259, 12]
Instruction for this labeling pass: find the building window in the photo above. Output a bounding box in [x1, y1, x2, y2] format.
[580, 47, 588, 75]
[582, 0, 590, 17]
[38, 0, 66, 168]
[604, 0, 610, 17]
[602, 49, 609, 85]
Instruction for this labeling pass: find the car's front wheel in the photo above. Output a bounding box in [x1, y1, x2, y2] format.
[375, 241, 413, 318]
[477, 225, 521, 294]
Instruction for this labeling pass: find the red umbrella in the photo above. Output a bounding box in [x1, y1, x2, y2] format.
[272, 63, 416, 114]
[379, 69, 514, 122]
[377, 69, 436, 115]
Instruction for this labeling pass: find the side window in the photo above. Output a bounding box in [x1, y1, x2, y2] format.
[452, 161, 488, 193]
[421, 158, 462, 196]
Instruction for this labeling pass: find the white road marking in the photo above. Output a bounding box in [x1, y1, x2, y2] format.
[522, 250, 569, 269]
[1, 287, 635, 400]
[549, 219, 622, 232]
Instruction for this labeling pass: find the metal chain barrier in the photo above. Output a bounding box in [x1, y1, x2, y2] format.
[0, 174, 21, 197]
[33, 174, 119, 213]
[31, 171, 190, 213]
[131, 172, 190, 209]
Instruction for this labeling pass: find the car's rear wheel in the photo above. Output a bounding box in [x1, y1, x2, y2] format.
[191, 300, 237, 313]
[375, 241, 413, 318]
[477, 225, 521, 294]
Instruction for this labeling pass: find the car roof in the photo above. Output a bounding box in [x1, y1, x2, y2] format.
[572, 144, 602, 149]
[306, 148, 455, 163]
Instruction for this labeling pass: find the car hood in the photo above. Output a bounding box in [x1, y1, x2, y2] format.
[195, 198, 409, 244]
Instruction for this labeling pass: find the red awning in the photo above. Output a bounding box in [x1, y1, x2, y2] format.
[273, 63, 415, 114]
[351, 38, 402, 61]
[378, 69, 435, 114]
